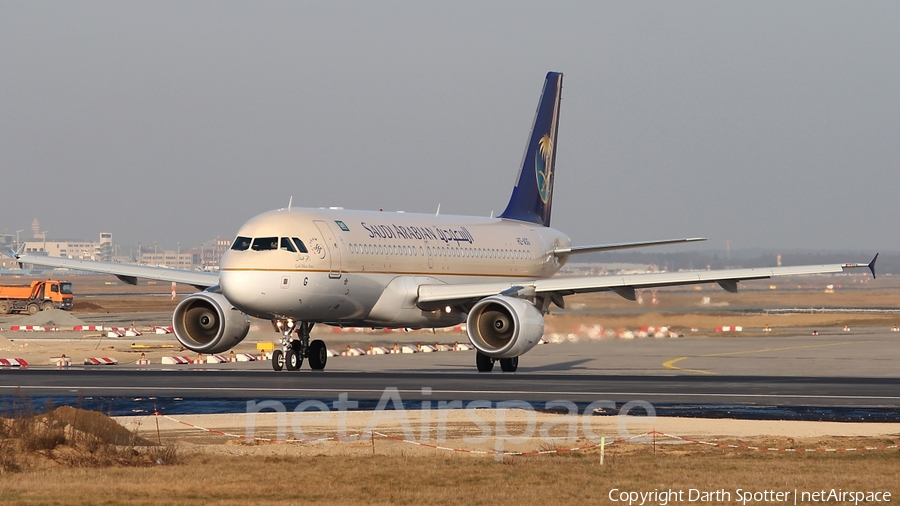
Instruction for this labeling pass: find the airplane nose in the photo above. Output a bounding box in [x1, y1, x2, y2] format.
[219, 270, 266, 314]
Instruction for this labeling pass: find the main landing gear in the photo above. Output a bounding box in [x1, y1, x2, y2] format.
[475, 352, 518, 373]
[271, 320, 328, 372]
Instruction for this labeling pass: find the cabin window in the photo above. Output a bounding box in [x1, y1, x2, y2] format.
[292, 238, 308, 253]
[280, 237, 297, 252]
[60, 283, 73, 294]
[231, 236, 252, 251]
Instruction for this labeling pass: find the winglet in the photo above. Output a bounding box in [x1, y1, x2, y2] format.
[13, 245, 25, 269]
[868, 253, 878, 279]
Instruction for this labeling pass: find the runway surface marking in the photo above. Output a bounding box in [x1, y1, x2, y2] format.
[662, 340, 880, 375]
[3, 384, 900, 401]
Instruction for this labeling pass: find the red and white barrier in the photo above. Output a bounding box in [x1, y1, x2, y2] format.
[73, 325, 102, 332]
[107, 330, 125, 338]
[366, 346, 389, 355]
[136, 358, 151, 365]
[83, 357, 118, 365]
[206, 355, 228, 364]
[232, 353, 256, 362]
[714, 326, 743, 332]
[0, 358, 28, 367]
[154, 326, 174, 334]
[161, 356, 192, 365]
[8, 325, 45, 332]
[124, 329, 143, 337]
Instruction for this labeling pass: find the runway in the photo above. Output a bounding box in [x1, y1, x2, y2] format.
[2, 330, 900, 411]
[2, 369, 899, 408]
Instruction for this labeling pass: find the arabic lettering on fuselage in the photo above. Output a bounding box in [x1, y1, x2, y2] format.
[360, 222, 474, 245]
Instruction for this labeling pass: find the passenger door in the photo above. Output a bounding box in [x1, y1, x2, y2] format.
[313, 220, 343, 279]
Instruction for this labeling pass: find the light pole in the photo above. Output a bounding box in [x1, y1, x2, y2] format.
[15, 229, 23, 250]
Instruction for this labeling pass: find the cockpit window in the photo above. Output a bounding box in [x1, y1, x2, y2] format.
[280, 237, 297, 252]
[251, 237, 279, 251]
[231, 236, 252, 251]
[292, 238, 308, 253]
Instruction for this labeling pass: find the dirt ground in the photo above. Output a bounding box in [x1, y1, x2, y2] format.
[3, 410, 899, 505]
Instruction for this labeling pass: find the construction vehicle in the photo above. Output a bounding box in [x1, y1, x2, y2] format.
[0, 280, 74, 315]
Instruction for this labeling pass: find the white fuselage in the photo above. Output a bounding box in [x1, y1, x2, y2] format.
[218, 208, 571, 328]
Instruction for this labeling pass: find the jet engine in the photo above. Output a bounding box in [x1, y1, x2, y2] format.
[172, 292, 250, 354]
[466, 296, 544, 359]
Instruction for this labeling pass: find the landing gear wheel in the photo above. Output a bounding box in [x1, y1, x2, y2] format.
[26, 303, 39, 315]
[271, 349, 285, 371]
[499, 356, 518, 373]
[308, 339, 327, 370]
[476, 352, 494, 372]
[41, 301, 54, 311]
[286, 347, 303, 371]
[0, 301, 9, 315]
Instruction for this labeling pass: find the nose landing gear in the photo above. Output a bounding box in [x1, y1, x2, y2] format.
[272, 320, 327, 372]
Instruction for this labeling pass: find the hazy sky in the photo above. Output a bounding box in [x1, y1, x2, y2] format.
[2, 2, 898, 253]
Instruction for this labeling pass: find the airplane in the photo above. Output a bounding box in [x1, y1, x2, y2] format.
[16, 72, 877, 373]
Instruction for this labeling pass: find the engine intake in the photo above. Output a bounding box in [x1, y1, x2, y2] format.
[173, 292, 250, 354]
[466, 295, 544, 359]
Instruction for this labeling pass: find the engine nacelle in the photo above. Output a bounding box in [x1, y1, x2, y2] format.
[466, 295, 544, 359]
[172, 292, 250, 354]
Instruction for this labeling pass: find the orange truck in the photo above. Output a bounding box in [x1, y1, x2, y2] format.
[0, 280, 74, 315]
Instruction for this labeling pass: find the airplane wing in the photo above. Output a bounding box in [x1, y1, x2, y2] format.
[552, 237, 707, 256]
[417, 257, 877, 310]
[15, 254, 219, 290]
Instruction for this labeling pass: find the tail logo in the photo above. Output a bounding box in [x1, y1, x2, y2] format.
[535, 134, 554, 203]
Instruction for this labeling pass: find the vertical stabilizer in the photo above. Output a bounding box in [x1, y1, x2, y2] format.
[499, 72, 563, 227]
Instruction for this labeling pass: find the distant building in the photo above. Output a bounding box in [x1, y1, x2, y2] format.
[21, 232, 115, 261]
[139, 249, 201, 270]
[201, 237, 231, 270]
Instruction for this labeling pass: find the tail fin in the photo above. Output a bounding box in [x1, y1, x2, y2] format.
[499, 72, 563, 227]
